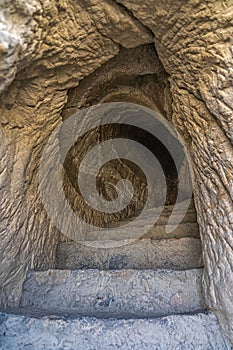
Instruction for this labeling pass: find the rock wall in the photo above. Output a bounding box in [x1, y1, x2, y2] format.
[114, 0, 233, 341]
[0, 0, 232, 344]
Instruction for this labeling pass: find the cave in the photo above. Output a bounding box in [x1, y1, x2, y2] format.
[0, 1, 233, 349]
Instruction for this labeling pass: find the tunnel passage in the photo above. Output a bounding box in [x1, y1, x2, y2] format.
[0, 1, 232, 346]
[60, 44, 191, 232]
[54, 102, 202, 273]
[55, 102, 202, 271]
[63, 121, 185, 228]
[53, 43, 202, 279]
[13, 33, 205, 345]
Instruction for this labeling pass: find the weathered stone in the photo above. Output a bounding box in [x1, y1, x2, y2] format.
[85, 223, 199, 241]
[56, 237, 203, 270]
[83, 0, 153, 48]
[0, 0, 233, 346]
[20, 269, 205, 318]
[0, 0, 120, 309]
[106, 200, 197, 227]
[1, 312, 232, 350]
[113, 1, 233, 340]
[146, 222, 199, 239]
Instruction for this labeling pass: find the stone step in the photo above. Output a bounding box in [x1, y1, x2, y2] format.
[1, 312, 232, 350]
[107, 206, 197, 227]
[145, 222, 199, 239]
[85, 222, 199, 241]
[21, 268, 205, 319]
[145, 210, 197, 225]
[56, 237, 203, 270]
[161, 203, 196, 216]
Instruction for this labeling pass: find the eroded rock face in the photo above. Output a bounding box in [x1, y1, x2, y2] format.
[0, 0, 233, 345]
[1, 312, 232, 350]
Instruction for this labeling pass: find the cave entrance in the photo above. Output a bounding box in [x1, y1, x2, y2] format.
[53, 101, 202, 274]
[52, 44, 202, 270]
[21, 72, 204, 327]
[62, 117, 189, 229]
[56, 105, 202, 269]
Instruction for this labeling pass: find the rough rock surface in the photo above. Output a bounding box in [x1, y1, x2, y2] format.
[85, 223, 200, 241]
[56, 237, 203, 270]
[20, 269, 205, 318]
[0, 0, 233, 345]
[114, 0, 233, 341]
[0, 312, 232, 350]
